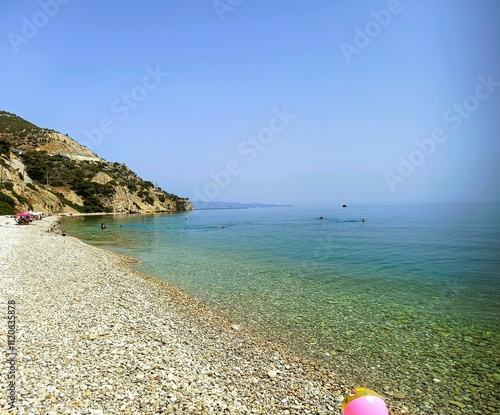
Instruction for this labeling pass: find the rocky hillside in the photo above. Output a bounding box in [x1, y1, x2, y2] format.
[0, 111, 192, 215]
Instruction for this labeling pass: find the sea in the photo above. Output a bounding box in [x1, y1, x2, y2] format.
[62, 203, 500, 412]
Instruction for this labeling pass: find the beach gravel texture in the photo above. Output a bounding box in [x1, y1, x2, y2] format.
[0, 217, 407, 414]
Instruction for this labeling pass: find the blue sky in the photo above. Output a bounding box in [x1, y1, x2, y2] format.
[1, 0, 499, 205]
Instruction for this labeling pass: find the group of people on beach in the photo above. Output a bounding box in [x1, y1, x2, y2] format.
[13, 212, 46, 225]
[15, 215, 33, 225]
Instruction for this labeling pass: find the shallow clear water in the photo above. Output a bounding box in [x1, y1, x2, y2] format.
[63, 203, 500, 412]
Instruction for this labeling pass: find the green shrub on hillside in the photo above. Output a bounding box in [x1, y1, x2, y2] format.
[12, 191, 33, 211]
[0, 182, 14, 191]
[83, 195, 110, 213]
[54, 192, 85, 213]
[142, 194, 154, 205]
[0, 139, 10, 156]
[142, 180, 154, 189]
[0, 191, 16, 215]
[0, 111, 39, 134]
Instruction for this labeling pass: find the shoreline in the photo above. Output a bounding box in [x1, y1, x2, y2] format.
[1, 217, 373, 414]
[4, 214, 497, 413]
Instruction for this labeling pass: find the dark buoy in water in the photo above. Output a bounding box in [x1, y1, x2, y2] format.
[319, 216, 324, 220]
[342, 204, 347, 208]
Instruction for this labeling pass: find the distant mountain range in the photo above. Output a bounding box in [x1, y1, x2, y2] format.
[193, 201, 293, 210]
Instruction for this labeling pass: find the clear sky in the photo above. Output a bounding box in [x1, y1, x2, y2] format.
[1, 1, 499, 206]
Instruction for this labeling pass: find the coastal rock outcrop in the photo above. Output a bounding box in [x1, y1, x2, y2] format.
[0, 111, 193, 214]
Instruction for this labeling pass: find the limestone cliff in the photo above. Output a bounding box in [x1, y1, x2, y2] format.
[0, 111, 193, 215]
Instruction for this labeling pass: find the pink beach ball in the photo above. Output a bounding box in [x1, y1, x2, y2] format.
[343, 395, 388, 415]
[342, 388, 389, 415]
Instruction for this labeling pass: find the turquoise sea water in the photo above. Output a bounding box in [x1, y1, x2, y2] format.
[63, 203, 499, 413]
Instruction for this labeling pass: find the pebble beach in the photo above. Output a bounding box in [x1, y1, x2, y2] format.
[0, 216, 412, 415]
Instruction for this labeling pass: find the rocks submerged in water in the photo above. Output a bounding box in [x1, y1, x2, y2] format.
[449, 400, 467, 409]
